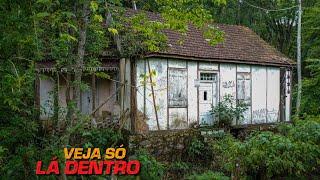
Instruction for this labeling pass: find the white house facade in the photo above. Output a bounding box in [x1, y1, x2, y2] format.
[135, 58, 292, 130]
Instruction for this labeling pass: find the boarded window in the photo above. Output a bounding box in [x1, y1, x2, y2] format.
[237, 72, 251, 105]
[168, 68, 187, 107]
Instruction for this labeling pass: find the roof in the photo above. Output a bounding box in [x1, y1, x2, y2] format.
[126, 9, 295, 67]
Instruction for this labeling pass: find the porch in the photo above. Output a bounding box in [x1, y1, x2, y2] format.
[35, 59, 122, 131]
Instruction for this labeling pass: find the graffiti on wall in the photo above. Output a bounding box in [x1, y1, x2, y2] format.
[222, 81, 235, 88]
[252, 108, 267, 122]
[267, 108, 278, 122]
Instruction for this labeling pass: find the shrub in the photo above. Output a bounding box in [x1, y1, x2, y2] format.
[186, 136, 212, 164]
[81, 128, 125, 149]
[135, 149, 165, 180]
[208, 134, 241, 174]
[167, 161, 191, 179]
[288, 115, 320, 144]
[209, 119, 320, 178]
[186, 171, 230, 180]
[240, 131, 320, 178]
[210, 95, 247, 128]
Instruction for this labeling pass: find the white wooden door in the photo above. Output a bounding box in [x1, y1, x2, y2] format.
[199, 73, 218, 126]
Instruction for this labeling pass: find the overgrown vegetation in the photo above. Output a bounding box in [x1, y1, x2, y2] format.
[1, 0, 320, 179]
[210, 95, 248, 128]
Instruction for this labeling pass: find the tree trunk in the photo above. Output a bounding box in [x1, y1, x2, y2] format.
[296, 0, 302, 115]
[73, 2, 89, 118]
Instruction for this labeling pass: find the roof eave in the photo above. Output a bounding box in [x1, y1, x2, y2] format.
[145, 53, 295, 67]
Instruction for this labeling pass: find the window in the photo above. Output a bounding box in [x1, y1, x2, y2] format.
[237, 72, 251, 105]
[204, 91, 207, 101]
[200, 73, 216, 81]
[168, 68, 187, 107]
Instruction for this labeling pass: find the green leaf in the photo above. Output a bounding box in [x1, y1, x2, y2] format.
[108, 28, 118, 35]
[90, 1, 99, 12]
[35, 12, 50, 19]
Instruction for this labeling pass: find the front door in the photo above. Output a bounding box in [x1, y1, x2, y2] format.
[199, 72, 218, 126]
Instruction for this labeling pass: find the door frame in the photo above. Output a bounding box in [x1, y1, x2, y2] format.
[197, 70, 220, 125]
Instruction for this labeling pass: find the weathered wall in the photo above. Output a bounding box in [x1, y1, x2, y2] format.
[96, 78, 118, 117]
[187, 61, 198, 125]
[252, 66, 267, 124]
[267, 67, 280, 123]
[220, 64, 237, 125]
[135, 58, 286, 131]
[220, 64, 237, 101]
[136, 58, 168, 130]
[39, 74, 118, 120]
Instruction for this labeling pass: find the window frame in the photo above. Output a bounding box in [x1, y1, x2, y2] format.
[168, 67, 188, 108]
[236, 72, 251, 106]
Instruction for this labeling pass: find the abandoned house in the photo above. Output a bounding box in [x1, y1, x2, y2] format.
[36, 10, 294, 132]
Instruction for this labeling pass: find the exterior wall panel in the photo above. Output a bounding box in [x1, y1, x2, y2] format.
[187, 61, 198, 125]
[219, 64, 237, 124]
[252, 66, 267, 123]
[136, 59, 145, 116]
[220, 64, 237, 100]
[145, 58, 168, 130]
[199, 62, 218, 71]
[168, 59, 187, 68]
[267, 67, 280, 122]
[169, 108, 188, 129]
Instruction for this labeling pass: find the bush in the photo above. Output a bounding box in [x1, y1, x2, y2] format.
[186, 136, 212, 164]
[210, 95, 247, 128]
[167, 161, 191, 179]
[187, 171, 230, 180]
[208, 117, 320, 178]
[81, 128, 125, 149]
[288, 115, 320, 144]
[135, 149, 165, 180]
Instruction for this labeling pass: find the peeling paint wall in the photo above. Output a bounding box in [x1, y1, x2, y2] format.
[267, 67, 280, 123]
[220, 64, 236, 100]
[169, 108, 188, 129]
[220, 64, 237, 125]
[135, 58, 289, 131]
[136, 58, 168, 130]
[187, 61, 198, 125]
[252, 66, 267, 124]
[136, 59, 146, 117]
[39, 74, 117, 120]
